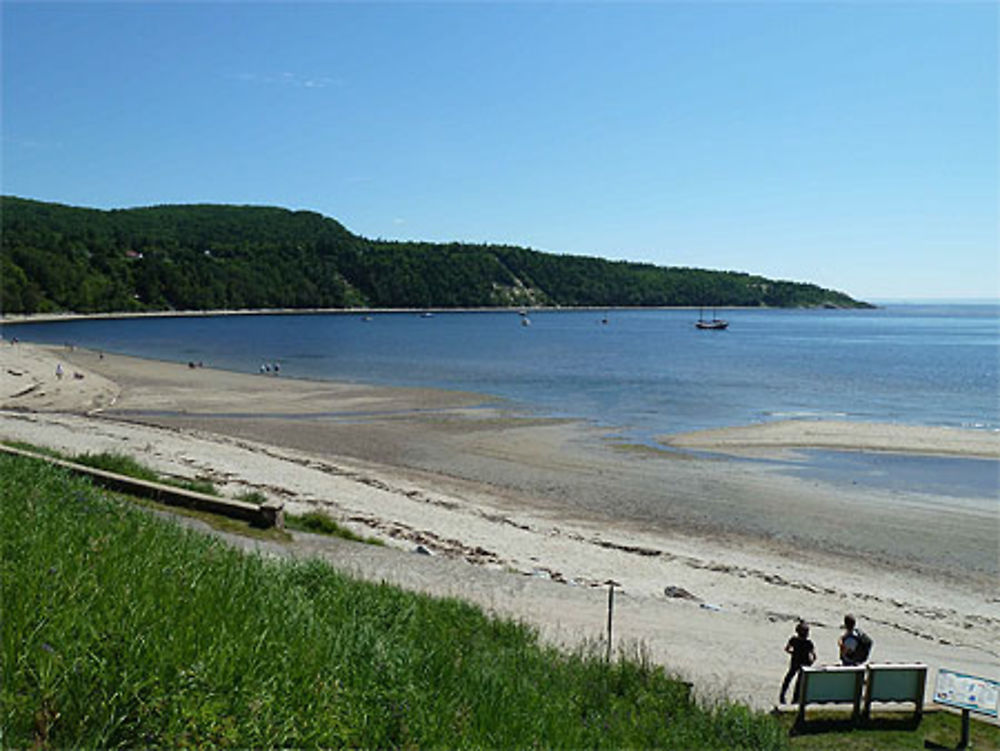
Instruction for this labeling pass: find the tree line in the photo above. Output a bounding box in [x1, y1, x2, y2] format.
[1, 196, 871, 314]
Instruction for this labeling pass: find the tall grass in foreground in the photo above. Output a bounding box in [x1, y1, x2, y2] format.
[1, 454, 787, 749]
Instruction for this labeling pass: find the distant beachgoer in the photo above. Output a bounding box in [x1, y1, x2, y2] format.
[55, 363, 63, 380]
[839, 614, 872, 665]
[780, 621, 815, 704]
[272, 362, 280, 374]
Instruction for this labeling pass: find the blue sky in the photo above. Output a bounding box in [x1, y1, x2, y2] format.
[2, 2, 997, 301]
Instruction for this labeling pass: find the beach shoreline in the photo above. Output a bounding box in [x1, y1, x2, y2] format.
[0, 303, 843, 326]
[2, 340, 997, 709]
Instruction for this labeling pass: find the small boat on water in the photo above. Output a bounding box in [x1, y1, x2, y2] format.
[695, 308, 728, 330]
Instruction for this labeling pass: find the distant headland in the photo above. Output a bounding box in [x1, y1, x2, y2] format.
[1, 196, 872, 315]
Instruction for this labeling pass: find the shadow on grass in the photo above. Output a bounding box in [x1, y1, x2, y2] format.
[791, 714, 922, 737]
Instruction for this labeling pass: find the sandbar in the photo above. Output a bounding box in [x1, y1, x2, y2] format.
[663, 420, 1000, 459]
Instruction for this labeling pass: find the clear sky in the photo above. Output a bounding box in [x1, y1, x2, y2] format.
[2, 2, 997, 302]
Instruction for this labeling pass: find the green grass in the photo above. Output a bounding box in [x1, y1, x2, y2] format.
[236, 490, 269, 505]
[1, 440, 65, 459]
[1, 453, 787, 749]
[173, 477, 219, 496]
[285, 510, 385, 545]
[71, 450, 162, 482]
[3, 443, 223, 498]
[779, 709, 1000, 750]
[72, 450, 220, 496]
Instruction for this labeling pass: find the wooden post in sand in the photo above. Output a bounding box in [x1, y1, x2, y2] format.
[606, 580, 615, 662]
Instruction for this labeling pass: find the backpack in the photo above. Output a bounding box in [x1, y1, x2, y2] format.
[853, 629, 873, 662]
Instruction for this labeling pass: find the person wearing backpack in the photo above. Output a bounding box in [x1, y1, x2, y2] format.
[839, 614, 873, 665]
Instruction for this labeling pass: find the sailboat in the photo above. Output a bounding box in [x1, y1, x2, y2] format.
[695, 307, 728, 330]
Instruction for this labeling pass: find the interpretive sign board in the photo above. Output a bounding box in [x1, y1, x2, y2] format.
[933, 668, 1000, 717]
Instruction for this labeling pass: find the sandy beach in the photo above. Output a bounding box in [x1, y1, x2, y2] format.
[2, 339, 997, 710]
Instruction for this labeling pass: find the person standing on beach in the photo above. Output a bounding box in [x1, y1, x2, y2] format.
[780, 621, 815, 704]
[838, 614, 873, 665]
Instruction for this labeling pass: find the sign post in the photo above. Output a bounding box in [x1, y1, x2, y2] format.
[925, 669, 999, 750]
[605, 581, 615, 663]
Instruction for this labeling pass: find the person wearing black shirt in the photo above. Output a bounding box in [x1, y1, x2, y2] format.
[780, 621, 816, 704]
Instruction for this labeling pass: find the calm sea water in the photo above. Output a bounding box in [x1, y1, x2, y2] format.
[4, 305, 998, 441]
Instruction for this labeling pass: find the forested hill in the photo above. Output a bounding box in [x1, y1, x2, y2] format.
[1, 196, 871, 314]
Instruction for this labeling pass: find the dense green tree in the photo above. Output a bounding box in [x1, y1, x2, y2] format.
[0, 196, 871, 314]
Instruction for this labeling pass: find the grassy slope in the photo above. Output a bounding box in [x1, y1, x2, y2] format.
[1, 454, 786, 749]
